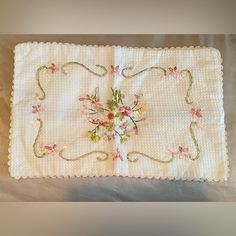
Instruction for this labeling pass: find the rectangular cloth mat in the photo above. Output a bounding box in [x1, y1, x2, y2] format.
[9, 42, 229, 181]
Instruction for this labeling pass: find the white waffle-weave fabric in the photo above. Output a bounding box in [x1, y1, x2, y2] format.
[9, 42, 229, 181]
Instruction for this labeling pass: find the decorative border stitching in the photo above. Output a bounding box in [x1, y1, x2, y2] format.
[33, 62, 200, 163]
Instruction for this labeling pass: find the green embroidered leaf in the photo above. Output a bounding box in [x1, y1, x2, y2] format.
[106, 124, 115, 131]
[91, 135, 101, 142]
[120, 137, 128, 143]
[107, 100, 117, 111]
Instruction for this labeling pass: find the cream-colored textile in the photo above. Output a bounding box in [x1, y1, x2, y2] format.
[9, 42, 228, 181]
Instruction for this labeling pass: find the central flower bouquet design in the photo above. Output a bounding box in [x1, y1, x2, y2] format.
[79, 88, 145, 143]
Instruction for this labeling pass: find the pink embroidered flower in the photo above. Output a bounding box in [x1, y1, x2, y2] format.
[177, 146, 189, 158]
[168, 66, 179, 78]
[79, 88, 145, 144]
[90, 119, 110, 127]
[44, 144, 57, 154]
[48, 63, 59, 73]
[79, 94, 91, 101]
[113, 148, 123, 161]
[91, 100, 102, 110]
[32, 104, 44, 114]
[119, 121, 129, 130]
[191, 108, 202, 118]
[107, 112, 115, 120]
[81, 104, 89, 115]
[106, 134, 115, 141]
[119, 106, 132, 116]
[110, 65, 120, 75]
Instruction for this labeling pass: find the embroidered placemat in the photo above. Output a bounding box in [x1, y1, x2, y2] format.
[9, 42, 229, 181]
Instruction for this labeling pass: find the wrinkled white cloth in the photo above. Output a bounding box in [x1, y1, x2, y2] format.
[9, 42, 228, 181]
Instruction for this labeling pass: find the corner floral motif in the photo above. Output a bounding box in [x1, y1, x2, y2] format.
[79, 87, 145, 144]
[121, 65, 194, 105]
[36, 62, 107, 101]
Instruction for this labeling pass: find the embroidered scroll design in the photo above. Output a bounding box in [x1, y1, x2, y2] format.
[36, 62, 107, 101]
[121, 66, 194, 105]
[181, 69, 193, 104]
[33, 118, 46, 158]
[58, 148, 108, 161]
[61, 61, 107, 77]
[121, 66, 167, 79]
[32, 62, 201, 164]
[36, 66, 48, 100]
[32, 117, 109, 162]
[127, 151, 174, 163]
[127, 121, 199, 163]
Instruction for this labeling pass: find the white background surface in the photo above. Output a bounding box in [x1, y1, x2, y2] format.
[0, 35, 235, 201]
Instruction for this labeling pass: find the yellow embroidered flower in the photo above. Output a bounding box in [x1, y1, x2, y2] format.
[138, 106, 144, 114]
[85, 131, 92, 138]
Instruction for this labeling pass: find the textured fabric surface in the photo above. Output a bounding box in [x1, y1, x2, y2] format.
[0, 35, 235, 201]
[9, 42, 228, 181]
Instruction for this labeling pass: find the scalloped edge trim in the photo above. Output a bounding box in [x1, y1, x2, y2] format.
[14, 41, 213, 52]
[214, 48, 230, 181]
[8, 42, 229, 182]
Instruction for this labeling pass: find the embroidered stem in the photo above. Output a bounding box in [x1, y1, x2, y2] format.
[36, 66, 47, 100]
[129, 116, 138, 130]
[181, 69, 193, 104]
[58, 148, 109, 161]
[61, 62, 108, 77]
[127, 151, 175, 163]
[33, 118, 46, 158]
[121, 66, 166, 79]
[189, 121, 200, 160]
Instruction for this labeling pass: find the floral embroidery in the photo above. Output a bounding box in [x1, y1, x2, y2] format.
[32, 104, 44, 114]
[191, 108, 202, 118]
[121, 65, 194, 105]
[44, 144, 58, 154]
[33, 62, 200, 163]
[36, 62, 108, 101]
[79, 88, 145, 144]
[110, 65, 120, 75]
[176, 146, 190, 158]
[113, 149, 123, 161]
[168, 66, 179, 78]
[127, 121, 200, 162]
[48, 63, 60, 73]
